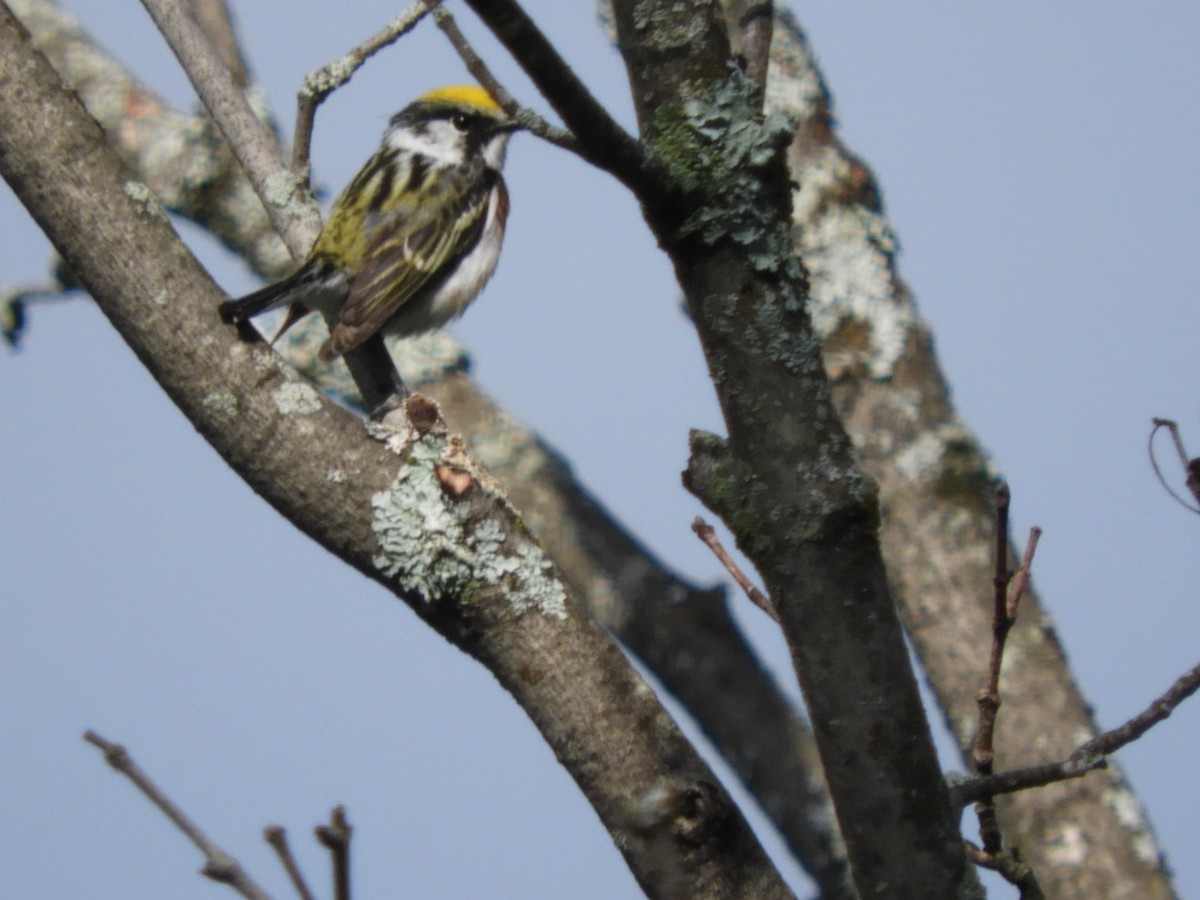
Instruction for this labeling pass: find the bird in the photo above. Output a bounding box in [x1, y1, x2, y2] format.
[219, 85, 520, 410]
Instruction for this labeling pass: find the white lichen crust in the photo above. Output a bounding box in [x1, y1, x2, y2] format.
[371, 438, 567, 619]
[766, 10, 915, 381]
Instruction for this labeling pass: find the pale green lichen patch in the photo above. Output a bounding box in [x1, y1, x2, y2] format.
[252, 347, 282, 373]
[201, 390, 238, 417]
[271, 381, 323, 416]
[673, 73, 796, 272]
[263, 168, 308, 210]
[123, 181, 165, 219]
[673, 75, 819, 378]
[735, 285, 824, 376]
[301, 60, 351, 97]
[371, 439, 567, 618]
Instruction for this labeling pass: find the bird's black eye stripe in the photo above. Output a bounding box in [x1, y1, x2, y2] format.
[449, 112, 471, 132]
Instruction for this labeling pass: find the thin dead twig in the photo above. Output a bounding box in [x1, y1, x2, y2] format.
[83, 730, 272, 900]
[264, 825, 318, 900]
[967, 483, 1045, 891]
[1149, 418, 1200, 511]
[292, 1, 435, 171]
[953, 657, 1200, 806]
[692, 517, 779, 622]
[315, 806, 353, 900]
[430, 4, 577, 153]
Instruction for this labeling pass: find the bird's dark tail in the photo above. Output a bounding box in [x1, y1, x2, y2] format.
[217, 277, 297, 324]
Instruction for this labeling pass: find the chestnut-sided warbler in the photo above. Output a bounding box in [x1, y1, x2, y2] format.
[220, 85, 520, 370]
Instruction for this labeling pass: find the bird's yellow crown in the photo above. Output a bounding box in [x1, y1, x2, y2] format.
[416, 85, 502, 114]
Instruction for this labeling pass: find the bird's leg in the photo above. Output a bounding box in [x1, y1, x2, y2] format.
[341, 333, 411, 419]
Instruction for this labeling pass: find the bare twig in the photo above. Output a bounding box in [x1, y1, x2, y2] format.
[315, 806, 352, 900]
[969, 483, 1043, 878]
[1078, 658, 1200, 756]
[692, 517, 779, 622]
[432, 4, 511, 110]
[966, 841, 1046, 900]
[971, 483, 1011, 851]
[1006, 526, 1041, 619]
[264, 826, 317, 900]
[461, 0, 656, 196]
[953, 658, 1200, 806]
[1149, 418, 1200, 511]
[138, 0, 318, 258]
[292, 1, 434, 171]
[185, 0, 250, 87]
[83, 731, 272, 900]
[430, 4, 577, 152]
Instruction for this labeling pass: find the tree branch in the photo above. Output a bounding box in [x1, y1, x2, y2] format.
[10, 5, 849, 891]
[461, 0, 657, 197]
[314, 807, 352, 900]
[1149, 418, 1200, 511]
[292, 2, 433, 171]
[185, 0, 250, 87]
[138, 0, 318, 257]
[83, 731, 273, 900]
[953, 658, 1200, 808]
[430, 3, 577, 152]
[263, 826, 318, 900]
[767, 9, 1174, 895]
[0, 11, 791, 895]
[600, 0, 967, 894]
[10, 0, 290, 278]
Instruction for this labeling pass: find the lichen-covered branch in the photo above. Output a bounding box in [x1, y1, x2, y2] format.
[0, 8, 792, 896]
[10, 2, 850, 891]
[766, 10, 1174, 897]
[544, 0, 965, 893]
[9, 0, 290, 277]
[139, 0, 318, 257]
[292, 2, 433, 171]
[424, 374, 856, 898]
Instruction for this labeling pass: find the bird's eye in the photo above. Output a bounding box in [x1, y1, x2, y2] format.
[450, 113, 471, 132]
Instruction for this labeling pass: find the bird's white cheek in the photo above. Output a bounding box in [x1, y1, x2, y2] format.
[384, 121, 465, 165]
